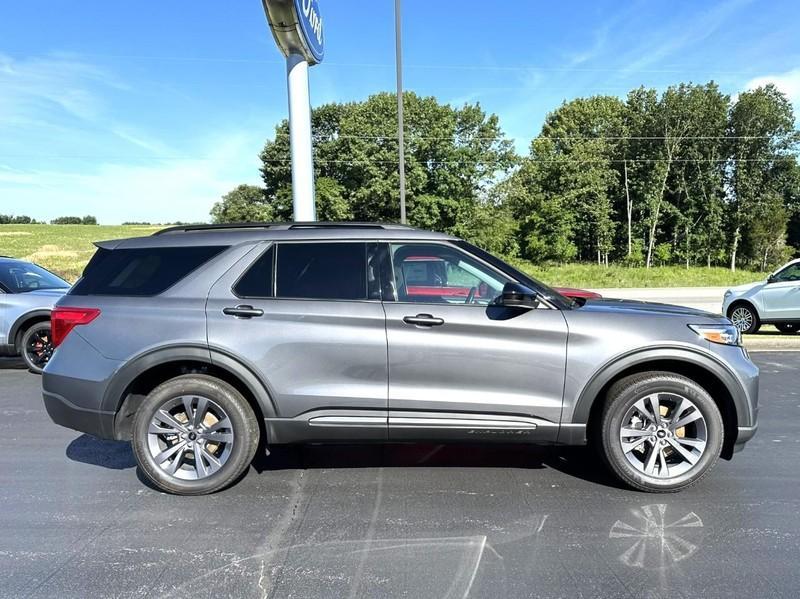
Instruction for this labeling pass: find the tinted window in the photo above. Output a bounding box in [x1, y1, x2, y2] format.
[774, 263, 800, 282]
[234, 247, 275, 297]
[0, 262, 69, 293]
[389, 243, 510, 304]
[71, 246, 226, 296]
[276, 243, 367, 300]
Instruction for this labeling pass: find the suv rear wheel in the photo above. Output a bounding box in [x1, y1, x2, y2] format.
[132, 375, 259, 495]
[599, 372, 723, 493]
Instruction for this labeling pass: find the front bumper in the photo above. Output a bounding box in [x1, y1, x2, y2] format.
[733, 423, 758, 453]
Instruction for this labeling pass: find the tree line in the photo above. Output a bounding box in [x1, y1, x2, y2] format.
[213, 82, 800, 270]
[0, 215, 98, 225]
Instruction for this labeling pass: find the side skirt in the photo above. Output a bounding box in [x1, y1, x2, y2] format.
[265, 409, 567, 445]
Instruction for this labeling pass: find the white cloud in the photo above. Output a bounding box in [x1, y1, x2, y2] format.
[0, 52, 124, 126]
[0, 53, 268, 223]
[620, 0, 754, 75]
[0, 132, 264, 224]
[744, 68, 800, 108]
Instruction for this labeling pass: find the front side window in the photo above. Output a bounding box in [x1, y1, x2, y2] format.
[275, 242, 369, 300]
[773, 263, 800, 282]
[389, 243, 510, 304]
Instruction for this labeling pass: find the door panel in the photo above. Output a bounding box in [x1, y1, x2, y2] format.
[762, 282, 800, 319]
[384, 302, 568, 441]
[206, 242, 388, 441]
[762, 269, 800, 320]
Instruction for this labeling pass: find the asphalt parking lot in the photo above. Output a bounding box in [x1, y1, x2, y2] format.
[1, 352, 799, 599]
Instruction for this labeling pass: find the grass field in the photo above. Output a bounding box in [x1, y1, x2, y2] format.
[0, 224, 769, 287]
[0, 224, 163, 281]
[516, 261, 768, 289]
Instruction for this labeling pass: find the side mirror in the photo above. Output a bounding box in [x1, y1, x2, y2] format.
[498, 282, 540, 309]
[767, 275, 777, 284]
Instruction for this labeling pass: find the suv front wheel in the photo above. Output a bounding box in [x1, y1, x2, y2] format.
[132, 375, 260, 495]
[600, 372, 723, 493]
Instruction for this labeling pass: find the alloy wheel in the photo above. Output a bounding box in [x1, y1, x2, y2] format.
[25, 328, 54, 369]
[618, 393, 708, 479]
[147, 395, 234, 480]
[730, 307, 753, 332]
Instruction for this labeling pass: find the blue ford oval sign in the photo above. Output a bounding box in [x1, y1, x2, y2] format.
[294, 0, 324, 63]
[262, 0, 324, 65]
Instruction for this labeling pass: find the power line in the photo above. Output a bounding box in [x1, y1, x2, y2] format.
[69, 52, 771, 76]
[266, 132, 794, 142]
[260, 157, 798, 166]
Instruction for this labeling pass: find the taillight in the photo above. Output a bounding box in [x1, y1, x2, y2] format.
[51, 307, 101, 347]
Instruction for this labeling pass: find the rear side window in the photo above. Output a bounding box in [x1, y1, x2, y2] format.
[234, 246, 275, 298]
[71, 246, 226, 296]
[276, 243, 367, 300]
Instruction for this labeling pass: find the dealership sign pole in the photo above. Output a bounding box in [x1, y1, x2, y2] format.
[261, 0, 324, 222]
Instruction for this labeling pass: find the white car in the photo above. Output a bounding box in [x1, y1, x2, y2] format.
[722, 258, 800, 334]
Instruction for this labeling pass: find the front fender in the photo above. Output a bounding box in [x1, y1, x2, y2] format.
[567, 345, 755, 429]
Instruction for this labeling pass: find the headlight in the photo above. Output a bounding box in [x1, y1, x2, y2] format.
[688, 324, 741, 346]
[724, 290, 732, 298]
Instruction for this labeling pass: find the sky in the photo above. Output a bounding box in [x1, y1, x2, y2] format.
[1, 0, 799, 225]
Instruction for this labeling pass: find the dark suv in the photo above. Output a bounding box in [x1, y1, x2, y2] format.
[42, 223, 758, 495]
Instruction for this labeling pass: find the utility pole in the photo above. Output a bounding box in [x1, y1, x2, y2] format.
[394, 0, 407, 224]
[262, 0, 324, 222]
[286, 53, 316, 221]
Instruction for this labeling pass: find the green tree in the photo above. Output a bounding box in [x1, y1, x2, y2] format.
[210, 184, 272, 223]
[258, 92, 517, 234]
[727, 85, 799, 270]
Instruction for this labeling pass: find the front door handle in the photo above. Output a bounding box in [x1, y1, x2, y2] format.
[223, 305, 264, 318]
[403, 314, 444, 327]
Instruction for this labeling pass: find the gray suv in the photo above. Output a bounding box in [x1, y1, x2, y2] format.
[42, 223, 758, 495]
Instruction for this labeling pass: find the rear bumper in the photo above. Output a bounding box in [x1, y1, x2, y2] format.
[42, 389, 114, 438]
[41, 331, 122, 439]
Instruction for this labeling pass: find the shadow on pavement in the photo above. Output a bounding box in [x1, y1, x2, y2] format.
[66, 434, 137, 470]
[0, 357, 27, 370]
[66, 434, 624, 490]
[254, 443, 626, 490]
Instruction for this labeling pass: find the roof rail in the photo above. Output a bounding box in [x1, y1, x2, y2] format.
[153, 222, 414, 235]
[153, 223, 278, 235]
[287, 222, 410, 230]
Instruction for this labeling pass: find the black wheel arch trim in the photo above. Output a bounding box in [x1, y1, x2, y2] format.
[570, 345, 754, 429]
[10, 309, 51, 348]
[101, 344, 279, 431]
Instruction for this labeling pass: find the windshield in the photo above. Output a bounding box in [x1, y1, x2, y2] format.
[0, 261, 70, 293]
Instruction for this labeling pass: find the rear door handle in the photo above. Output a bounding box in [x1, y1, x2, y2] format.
[403, 314, 444, 327]
[223, 305, 264, 318]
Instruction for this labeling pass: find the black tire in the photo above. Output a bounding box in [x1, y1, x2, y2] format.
[599, 372, 723, 493]
[775, 322, 799, 334]
[20, 321, 54, 374]
[132, 374, 260, 495]
[728, 302, 760, 334]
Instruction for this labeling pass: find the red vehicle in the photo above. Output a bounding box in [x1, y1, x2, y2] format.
[401, 256, 602, 302]
[552, 286, 603, 300]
